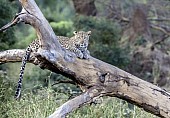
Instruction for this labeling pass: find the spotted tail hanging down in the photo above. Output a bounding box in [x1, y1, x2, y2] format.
[14, 46, 32, 99]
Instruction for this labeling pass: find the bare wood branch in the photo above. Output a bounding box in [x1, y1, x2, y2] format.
[0, 49, 36, 64]
[0, 49, 25, 63]
[150, 24, 170, 36]
[152, 35, 169, 46]
[49, 87, 101, 118]
[0, 11, 26, 32]
[18, 0, 63, 52]
[148, 18, 170, 22]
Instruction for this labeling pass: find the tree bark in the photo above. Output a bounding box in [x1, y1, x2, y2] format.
[72, 0, 97, 16]
[0, 0, 170, 118]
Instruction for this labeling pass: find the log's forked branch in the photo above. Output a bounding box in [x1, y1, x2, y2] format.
[0, 9, 27, 32]
[48, 86, 102, 118]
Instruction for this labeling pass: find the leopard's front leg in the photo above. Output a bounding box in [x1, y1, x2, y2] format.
[82, 49, 90, 59]
[69, 47, 84, 59]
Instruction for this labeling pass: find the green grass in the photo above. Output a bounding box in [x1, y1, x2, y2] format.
[1, 88, 158, 118]
[4, 88, 68, 118]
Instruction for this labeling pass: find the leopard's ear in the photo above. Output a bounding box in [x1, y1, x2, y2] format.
[73, 31, 77, 35]
[87, 31, 91, 36]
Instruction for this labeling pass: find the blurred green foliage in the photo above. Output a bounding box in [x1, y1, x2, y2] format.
[0, 0, 17, 50]
[36, 0, 74, 22]
[13, 26, 37, 49]
[50, 21, 74, 36]
[0, 0, 17, 117]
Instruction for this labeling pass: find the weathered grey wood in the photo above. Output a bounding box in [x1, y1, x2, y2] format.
[0, 0, 170, 117]
[49, 87, 101, 118]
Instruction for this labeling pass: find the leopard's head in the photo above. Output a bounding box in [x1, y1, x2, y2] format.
[73, 31, 91, 50]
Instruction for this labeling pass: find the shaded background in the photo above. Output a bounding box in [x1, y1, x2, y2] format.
[0, 0, 169, 117]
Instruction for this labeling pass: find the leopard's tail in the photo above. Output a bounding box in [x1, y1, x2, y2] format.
[14, 46, 31, 99]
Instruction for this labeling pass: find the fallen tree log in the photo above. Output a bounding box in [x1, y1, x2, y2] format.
[0, 0, 170, 118]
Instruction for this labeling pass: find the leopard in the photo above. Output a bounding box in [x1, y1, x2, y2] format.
[14, 31, 91, 99]
[14, 40, 40, 99]
[59, 31, 91, 59]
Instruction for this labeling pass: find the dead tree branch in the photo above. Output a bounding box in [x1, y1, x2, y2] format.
[0, 0, 170, 117]
[49, 86, 101, 118]
[0, 49, 39, 65]
[148, 18, 170, 22]
[0, 11, 26, 32]
[150, 24, 170, 36]
[0, 49, 26, 63]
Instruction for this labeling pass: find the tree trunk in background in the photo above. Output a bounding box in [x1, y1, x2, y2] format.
[120, 4, 150, 44]
[72, 0, 97, 16]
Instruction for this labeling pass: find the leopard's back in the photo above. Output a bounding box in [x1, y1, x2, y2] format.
[57, 36, 72, 50]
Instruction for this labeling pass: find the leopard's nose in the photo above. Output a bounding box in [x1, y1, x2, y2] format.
[80, 44, 84, 47]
